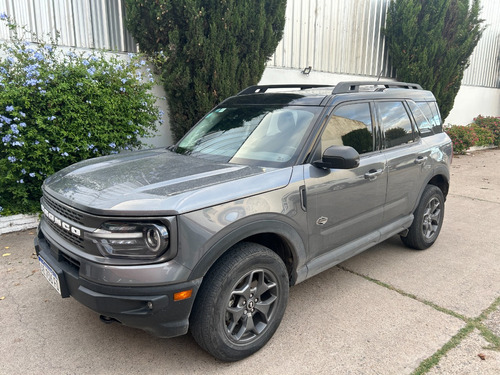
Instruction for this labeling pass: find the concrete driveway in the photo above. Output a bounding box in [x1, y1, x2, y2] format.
[1, 149, 499, 374]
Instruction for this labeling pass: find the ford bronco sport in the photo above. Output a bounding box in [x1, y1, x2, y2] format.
[35, 81, 452, 361]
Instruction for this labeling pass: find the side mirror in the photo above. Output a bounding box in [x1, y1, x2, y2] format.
[313, 145, 360, 169]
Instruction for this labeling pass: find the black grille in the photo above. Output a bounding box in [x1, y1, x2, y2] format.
[47, 220, 85, 249]
[42, 196, 84, 225]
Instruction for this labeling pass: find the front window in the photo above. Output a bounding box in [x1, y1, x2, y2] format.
[174, 106, 321, 167]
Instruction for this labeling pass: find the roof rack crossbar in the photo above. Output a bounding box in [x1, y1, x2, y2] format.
[237, 84, 335, 96]
[332, 81, 423, 94]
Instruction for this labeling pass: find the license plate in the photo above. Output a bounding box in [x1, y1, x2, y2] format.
[38, 256, 61, 295]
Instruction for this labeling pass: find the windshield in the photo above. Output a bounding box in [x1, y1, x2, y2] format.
[175, 106, 322, 167]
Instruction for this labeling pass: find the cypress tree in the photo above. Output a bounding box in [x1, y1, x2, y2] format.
[385, 0, 484, 120]
[125, 0, 286, 141]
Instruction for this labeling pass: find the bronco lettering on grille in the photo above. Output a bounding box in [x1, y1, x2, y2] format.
[41, 203, 82, 237]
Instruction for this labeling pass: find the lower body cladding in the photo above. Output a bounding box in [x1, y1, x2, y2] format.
[34, 233, 202, 338]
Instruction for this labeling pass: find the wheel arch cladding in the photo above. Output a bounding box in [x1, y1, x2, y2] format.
[188, 219, 307, 286]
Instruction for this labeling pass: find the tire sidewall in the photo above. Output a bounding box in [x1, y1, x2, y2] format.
[192, 244, 289, 361]
[414, 185, 445, 248]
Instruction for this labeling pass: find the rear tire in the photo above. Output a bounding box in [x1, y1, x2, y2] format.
[190, 242, 289, 361]
[401, 185, 445, 250]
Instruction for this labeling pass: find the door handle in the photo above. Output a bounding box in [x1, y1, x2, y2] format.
[414, 156, 428, 164]
[364, 169, 384, 180]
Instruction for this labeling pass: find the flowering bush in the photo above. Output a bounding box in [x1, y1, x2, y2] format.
[445, 125, 478, 154]
[471, 124, 495, 147]
[445, 122, 496, 155]
[0, 14, 162, 215]
[473, 115, 500, 146]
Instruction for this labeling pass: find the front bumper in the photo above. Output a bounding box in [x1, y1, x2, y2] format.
[34, 232, 201, 338]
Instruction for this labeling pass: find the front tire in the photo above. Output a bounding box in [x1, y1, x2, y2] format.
[401, 184, 445, 250]
[190, 242, 289, 361]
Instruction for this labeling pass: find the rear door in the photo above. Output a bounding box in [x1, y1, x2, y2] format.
[375, 101, 430, 224]
[304, 102, 387, 261]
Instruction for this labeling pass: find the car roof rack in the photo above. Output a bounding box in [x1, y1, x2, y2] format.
[237, 84, 335, 95]
[237, 81, 423, 96]
[332, 81, 423, 94]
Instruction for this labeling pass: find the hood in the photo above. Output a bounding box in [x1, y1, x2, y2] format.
[43, 148, 293, 215]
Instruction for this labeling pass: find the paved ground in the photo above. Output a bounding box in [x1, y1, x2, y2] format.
[1, 148, 499, 374]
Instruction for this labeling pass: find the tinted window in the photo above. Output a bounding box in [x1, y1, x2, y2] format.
[408, 101, 433, 137]
[378, 102, 414, 148]
[321, 103, 373, 154]
[415, 101, 443, 134]
[175, 105, 321, 167]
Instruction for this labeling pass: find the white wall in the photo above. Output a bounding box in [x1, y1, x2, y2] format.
[444, 86, 500, 125]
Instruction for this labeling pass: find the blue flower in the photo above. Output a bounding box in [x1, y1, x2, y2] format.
[29, 172, 35, 177]
[34, 51, 44, 61]
[76, 82, 83, 87]
[87, 67, 96, 75]
[7, 156, 16, 163]
[109, 142, 116, 148]
[61, 152, 69, 157]
[20, 122, 26, 127]
[10, 124, 19, 134]
[17, 179, 24, 184]
[1, 116, 12, 124]
[121, 78, 127, 84]
[34, 140, 39, 145]
[21, 168, 26, 174]
[24, 78, 38, 86]
[87, 144, 94, 149]
[0, 12, 7, 20]
[12, 141, 23, 146]
[19, 111, 26, 117]
[82, 59, 90, 66]
[2, 134, 11, 143]
[5, 105, 14, 112]
[47, 116, 56, 121]
[120, 87, 126, 92]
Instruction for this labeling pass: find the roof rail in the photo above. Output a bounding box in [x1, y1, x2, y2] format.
[237, 84, 335, 96]
[332, 81, 423, 94]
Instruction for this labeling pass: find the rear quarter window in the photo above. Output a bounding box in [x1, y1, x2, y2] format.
[414, 101, 443, 135]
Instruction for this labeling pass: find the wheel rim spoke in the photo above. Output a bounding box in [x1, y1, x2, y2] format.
[225, 268, 278, 343]
[422, 197, 441, 239]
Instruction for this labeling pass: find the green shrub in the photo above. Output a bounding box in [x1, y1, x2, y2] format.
[471, 124, 495, 147]
[125, 0, 287, 141]
[473, 115, 500, 146]
[0, 14, 161, 215]
[445, 125, 478, 154]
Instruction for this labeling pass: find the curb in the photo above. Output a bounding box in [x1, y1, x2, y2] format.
[0, 214, 39, 235]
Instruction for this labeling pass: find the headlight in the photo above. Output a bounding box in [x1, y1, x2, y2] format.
[87, 222, 169, 259]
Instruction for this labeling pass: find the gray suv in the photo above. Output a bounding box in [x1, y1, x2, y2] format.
[35, 81, 452, 361]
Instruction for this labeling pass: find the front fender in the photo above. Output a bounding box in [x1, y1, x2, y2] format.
[187, 215, 308, 284]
